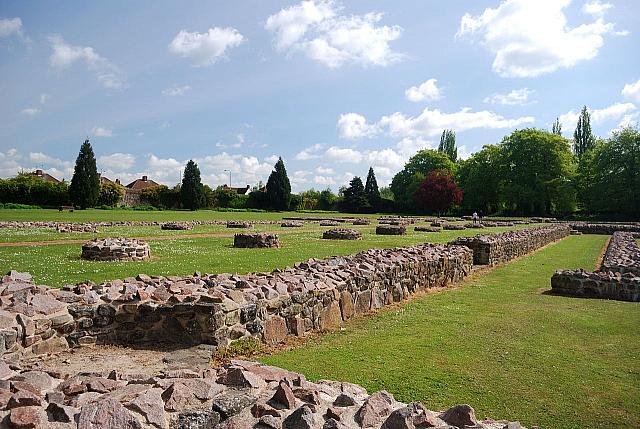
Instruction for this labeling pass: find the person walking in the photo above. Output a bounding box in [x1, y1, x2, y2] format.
[479, 210, 484, 224]
[472, 211, 478, 225]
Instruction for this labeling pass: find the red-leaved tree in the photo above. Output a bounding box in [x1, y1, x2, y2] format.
[412, 169, 463, 214]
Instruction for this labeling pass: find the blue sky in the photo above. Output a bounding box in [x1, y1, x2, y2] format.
[1, 0, 639, 191]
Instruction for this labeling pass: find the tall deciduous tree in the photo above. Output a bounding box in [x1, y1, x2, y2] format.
[364, 167, 380, 209]
[413, 169, 463, 215]
[574, 106, 595, 157]
[69, 139, 100, 209]
[266, 157, 291, 210]
[390, 149, 455, 211]
[552, 117, 562, 135]
[180, 160, 206, 210]
[342, 176, 371, 213]
[438, 129, 457, 162]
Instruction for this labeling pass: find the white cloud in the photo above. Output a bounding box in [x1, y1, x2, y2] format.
[559, 102, 638, 132]
[28, 152, 72, 169]
[395, 137, 434, 156]
[0, 17, 22, 38]
[168, 27, 244, 66]
[337, 113, 378, 139]
[484, 88, 533, 105]
[314, 175, 336, 185]
[342, 107, 534, 139]
[21, 108, 40, 116]
[583, 0, 612, 18]
[266, 1, 403, 68]
[622, 79, 640, 103]
[39, 94, 50, 104]
[325, 147, 363, 163]
[49, 35, 125, 89]
[161, 85, 191, 96]
[91, 126, 113, 138]
[456, 0, 621, 77]
[315, 166, 334, 174]
[265, 155, 279, 164]
[98, 153, 136, 170]
[405, 78, 441, 102]
[148, 154, 181, 170]
[295, 143, 324, 160]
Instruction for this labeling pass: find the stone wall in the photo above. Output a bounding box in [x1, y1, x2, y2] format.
[233, 233, 280, 249]
[550, 230, 640, 301]
[569, 222, 640, 235]
[80, 238, 151, 261]
[452, 225, 571, 265]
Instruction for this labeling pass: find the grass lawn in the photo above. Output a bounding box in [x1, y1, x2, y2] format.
[261, 235, 640, 429]
[0, 225, 530, 287]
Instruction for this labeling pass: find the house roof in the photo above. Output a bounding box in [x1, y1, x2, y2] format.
[222, 184, 250, 195]
[99, 175, 114, 185]
[126, 176, 161, 190]
[28, 169, 60, 184]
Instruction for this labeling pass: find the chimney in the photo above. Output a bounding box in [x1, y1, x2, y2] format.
[115, 179, 121, 185]
[142, 175, 148, 181]
[35, 169, 43, 176]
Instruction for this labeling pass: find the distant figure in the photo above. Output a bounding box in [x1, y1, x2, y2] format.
[472, 211, 478, 224]
[479, 210, 484, 224]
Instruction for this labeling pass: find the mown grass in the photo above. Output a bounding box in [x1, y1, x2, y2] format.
[261, 235, 640, 429]
[0, 225, 534, 287]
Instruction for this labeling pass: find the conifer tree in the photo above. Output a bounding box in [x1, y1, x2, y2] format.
[342, 176, 371, 213]
[266, 157, 291, 210]
[438, 129, 458, 162]
[69, 139, 100, 209]
[552, 117, 562, 135]
[574, 106, 595, 157]
[364, 167, 380, 209]
[180, 160, 206, 210]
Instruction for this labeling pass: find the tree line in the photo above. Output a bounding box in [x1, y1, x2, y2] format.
[1, 108, 638, 218]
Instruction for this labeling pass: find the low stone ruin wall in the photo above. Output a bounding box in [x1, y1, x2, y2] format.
[601, 232, 640, 276]
[0, 357, 527, 429]
[415, 226, 440, 232]
[351, 219, 370, 225]
[569, 222, 640, 235]
[227, 221, 253, 229]
[550, 269, 639, 302]
[55, 224, 98, 233]
[0, 242, 473, 360]
[80, 238, 151, 261]
[550, 231, 640, 301]
[443, 224, 466, 231]
[322, 228, 362, 240]
[319, 221, 340, 227]
[280, 221, 303, 228]
[161, 222, 193, 231]
[452, 225, 571, 265]
[376, 225, 406, 235]
[233, 233, 280, 249]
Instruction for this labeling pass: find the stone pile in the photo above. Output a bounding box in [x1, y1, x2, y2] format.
[430, 220, 446, 227]
[80, 238, 151, 262]
[319, 221, 340, 227]
[463, 223, 484, 229]
[280, 221, 304, 228]
[375, 225, 406, 235]
[233, 233, 280, 249]
[351, 219, 370, 225]
[283, 217, 348, 224]
[414, 226, 440, 233]
[443, 224, 466, 231]
[322, 229, 363, 240]
[0, 219, 284, 231]
[378, 217, 419, 224]
[531, 217, 556, 223]
[551, 231, 640, 301]
[227, 221, 253, 229]
[55, 224, 98, 233]
[0, 357, 527, 429]
[452, 225, 571, 265]
[161, 222, 193, 231]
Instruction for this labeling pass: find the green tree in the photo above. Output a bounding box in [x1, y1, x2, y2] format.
[342, 176, 371, 213]
[390, 149, 455, 211]
[180, 160, 206, 210]
[574, 106, 595, 158]
[97, 181, 125, 207]
[578, 127, 640, 217]
[552, 117, 562, 135]
[69, 139, 100, 209]
[456, 144, 505, 214]
[266, 157, 292, 210]
[438, 129, 457, 162]
[364, 167, 380, 209]
[501, 128, 575, 215]
[318, 188, 338, 210]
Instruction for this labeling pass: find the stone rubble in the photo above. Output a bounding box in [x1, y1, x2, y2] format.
[160, 223, 193, 231]
[233, 234, 280, 249]
[280, 222, 304, 228]
[322, 229, 363, 241]
[375, 226, 406, 236]
[0, 357, 529, 429]
[227, 221, 254, 229]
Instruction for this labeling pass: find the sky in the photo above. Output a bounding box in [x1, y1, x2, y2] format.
[1, 0, 639, 191]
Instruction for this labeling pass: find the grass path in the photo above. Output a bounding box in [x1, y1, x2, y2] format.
[261, 235, 640, 429]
